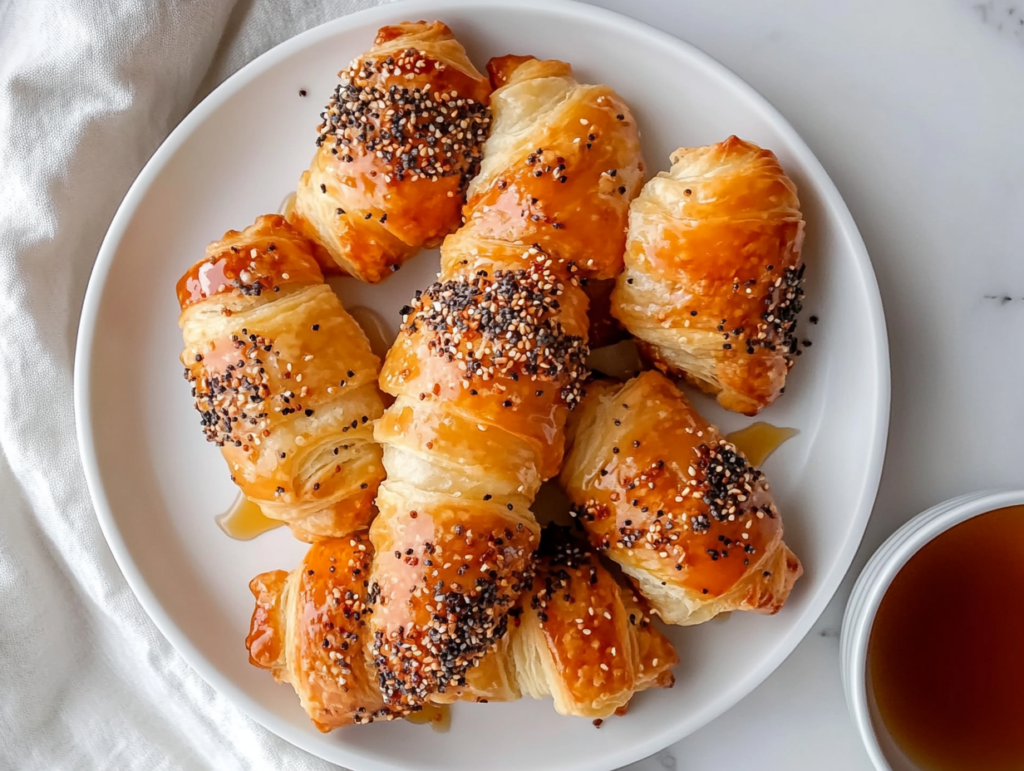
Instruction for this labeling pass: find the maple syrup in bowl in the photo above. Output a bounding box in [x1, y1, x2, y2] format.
[842, 490, 1024, 771]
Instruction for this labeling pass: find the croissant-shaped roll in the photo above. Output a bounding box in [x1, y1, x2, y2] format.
[177, 215, 385, 541]
[369, 230, 591, 708]
[560, 371, 803, 626]
[246, 531, 399, 730]
[448, 525, 678, 718]
[462, 54, 645, 280]
[287, 21, 492, 283]
[247, 526, 677, 728]
[612, 137, 806, 415]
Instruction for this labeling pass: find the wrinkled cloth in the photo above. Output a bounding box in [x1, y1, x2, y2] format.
[0, 2, 389, 768]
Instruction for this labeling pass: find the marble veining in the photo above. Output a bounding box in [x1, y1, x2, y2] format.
[972, 0, 1024, 40]
[984, 294, 1024, 304]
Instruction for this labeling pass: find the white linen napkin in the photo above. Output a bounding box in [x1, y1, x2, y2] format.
[0, 2, 389, 768]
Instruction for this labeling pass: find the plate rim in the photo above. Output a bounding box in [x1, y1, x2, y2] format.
[73, 0, 891, 768]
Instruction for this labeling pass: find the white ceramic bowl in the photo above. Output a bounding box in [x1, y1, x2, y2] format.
[841, 489, 1024, 771]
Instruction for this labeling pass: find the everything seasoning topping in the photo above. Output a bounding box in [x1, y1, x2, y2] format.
[369, 521, 535, 709]
[571, 421, 776, 577]
[400, 247, 590, 407]
[184, 321, 332, 456]
[185, 331, 275, 449]
[316, 48, 491, 188]
[691, 440, 774, 524]
[306, 539, 400, 725]
[529, 525, 600, 623]
[720, 263, 806, 361]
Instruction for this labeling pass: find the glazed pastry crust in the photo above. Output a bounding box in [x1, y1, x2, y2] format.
[177, 215, 385, 541]
[462, 55, 645, 280]
[560, 371, 802, 625]
[246, 533, 397, 730]
[612, 136, 805, 415]
[248, 526, 677, 727]
[378, 230, 590, 493]
[369, 482, 539, 708]
[369, 229, 590, 707]
[505, 526, 677, 717]
[287, 21, 492, 283]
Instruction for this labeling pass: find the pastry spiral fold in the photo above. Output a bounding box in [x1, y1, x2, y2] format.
[246, 526, 677, 729]
[176, 215, 385, 541]
[287, 21, 493, 283]
[560, 370, 803, 625]
[612, 136, 805, 415]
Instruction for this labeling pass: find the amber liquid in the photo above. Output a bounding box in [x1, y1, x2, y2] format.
[349, 306, 396, 361]
[405, 703, 451, 733]
[215, 493, 283, 540]
[725, 422, 799, 466]
[868, 506, 1024, 771]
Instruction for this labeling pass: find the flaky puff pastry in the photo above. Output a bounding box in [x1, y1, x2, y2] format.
[247, 527, 676, 729]
[441, 525, 678, 718]
[462, 55, 644, 280]
[560, 371, 803, 626]
[369, 229, 591, 708]
[246, 532, 398, 729]
[177, 215, 385, 541]
[287, 21, 492, 283]
[612, 137, 806, 415]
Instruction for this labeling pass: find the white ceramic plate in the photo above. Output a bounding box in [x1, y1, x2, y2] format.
[74, 1, 889, 769]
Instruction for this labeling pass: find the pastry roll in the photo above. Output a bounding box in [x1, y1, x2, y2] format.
[177, 215, 384, 541]
[287, 21, 492, 283]
[246, 531, 396, 729]
[247, 526, 677, 728]
[560, 370, 803, 626]
[462, 55, 645, 279]
[612, 136, 805, 415]
[368, 229, 591, 709]
[449, 525, 678, 718]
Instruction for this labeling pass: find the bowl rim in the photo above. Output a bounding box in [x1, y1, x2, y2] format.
[840, 488, 1024, 771]
[72, 0, 891, 768]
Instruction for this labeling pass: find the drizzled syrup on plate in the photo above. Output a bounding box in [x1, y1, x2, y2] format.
[215, 494, 283, 540]
[725, 422, 799, 466]
[405, 703, 451, 733]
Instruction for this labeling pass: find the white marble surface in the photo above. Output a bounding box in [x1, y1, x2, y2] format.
[573, 1, 1024, 769]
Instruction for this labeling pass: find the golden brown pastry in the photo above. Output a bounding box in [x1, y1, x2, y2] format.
[246, 531, 396, 729]
[368, 228, 591, 709]
[462, 54, 645, 280]
[612, 136, 806, 415]
[247, 526, 677, 728]
[560, 370, 803, 626]
[176, 215, 384, 541]
[447, 525, 678, 718]
[287, 21, 492, 283]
